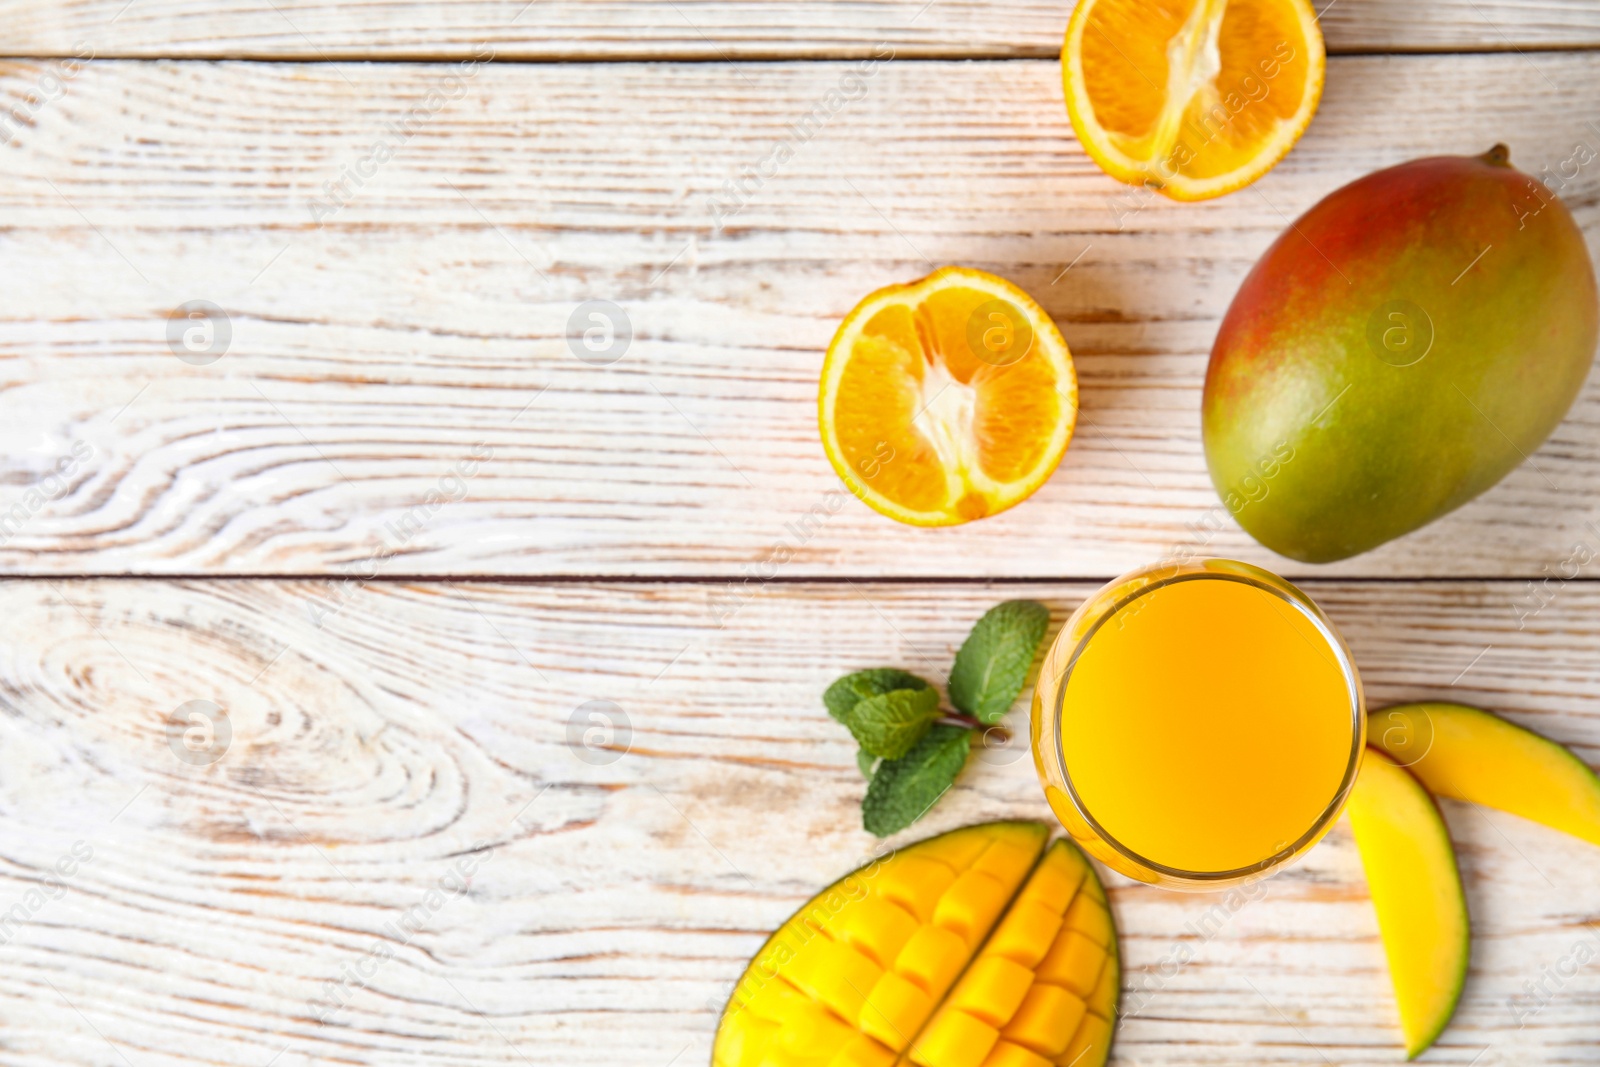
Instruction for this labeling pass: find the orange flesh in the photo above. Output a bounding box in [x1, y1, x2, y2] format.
[1078, 0, 1191, 144]
[1070, 0, 1318, 193]
[1056, 576, 1353, 873]
[1178, 0, 1310, 179]
[832, 286, 1066, 520]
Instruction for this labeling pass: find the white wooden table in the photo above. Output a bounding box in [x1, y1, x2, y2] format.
[2, 3, 1600, 1064]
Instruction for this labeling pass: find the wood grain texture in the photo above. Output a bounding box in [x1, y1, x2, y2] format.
[1, 578, 1598, 1065]
[3, 0, 1600, 59]
[1, 55, 1599, 578]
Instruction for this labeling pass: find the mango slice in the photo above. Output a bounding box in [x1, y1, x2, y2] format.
[714, 824, 1119, 1067]
[1347, 751, 1469, 1059]
[1369, 702, 1600, 848]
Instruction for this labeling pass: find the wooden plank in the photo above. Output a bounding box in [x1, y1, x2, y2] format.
[1, 578, 1597, 1064]
[4, 0, 1600, 59]
[1, 55, 1599, 578]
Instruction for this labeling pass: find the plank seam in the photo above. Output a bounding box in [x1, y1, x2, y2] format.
[1, 45, 1600, 63]
[0, 574, 1586, 585]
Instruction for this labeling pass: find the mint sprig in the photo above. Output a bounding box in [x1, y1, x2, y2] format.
[843, 687, 941, 760]
[862, 725, 973, 837]
[824, 668, 930, 723]
[948, 600, 1051, 725]
[823, 599, 1054, 837]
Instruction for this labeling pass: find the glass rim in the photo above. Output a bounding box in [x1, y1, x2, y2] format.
[1050, 561, 1366, 884]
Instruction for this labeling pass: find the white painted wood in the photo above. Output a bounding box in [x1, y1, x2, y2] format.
[1, 3, 1594, 1064]
[3, 0, 1600, 59]
[0, 578, 1596, 1064]
[0, 55, 1598, 578]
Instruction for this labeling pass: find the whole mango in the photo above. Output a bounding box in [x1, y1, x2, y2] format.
[1203, 146, 1599, 563]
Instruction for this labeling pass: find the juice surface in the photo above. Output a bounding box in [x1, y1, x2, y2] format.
[1057, 575, 1354, 874]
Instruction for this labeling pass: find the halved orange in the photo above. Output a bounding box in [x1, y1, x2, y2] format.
[819, 267, 1077, 527]
[1063, 0, 1325, 201]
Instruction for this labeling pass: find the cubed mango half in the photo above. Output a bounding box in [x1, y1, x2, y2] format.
[714, 826, 1119, 1067]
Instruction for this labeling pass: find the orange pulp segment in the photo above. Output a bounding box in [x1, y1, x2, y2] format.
[1063, 0, 1325, 201]
[819, 267, 1077, 526]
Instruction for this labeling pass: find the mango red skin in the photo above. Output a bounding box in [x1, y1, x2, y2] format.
[1203, 149, 1599, 563]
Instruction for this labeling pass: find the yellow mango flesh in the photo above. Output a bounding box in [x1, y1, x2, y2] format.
[1369, 702, 1600, 847]
[1347, 751, 1469, 1059]
[714, 824, 1118, 1067]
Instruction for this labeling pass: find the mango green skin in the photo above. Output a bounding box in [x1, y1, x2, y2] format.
[1203, 146, 1600, 563]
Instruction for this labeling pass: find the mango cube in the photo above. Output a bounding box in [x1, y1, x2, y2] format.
[1062, 1010, 1113, 1067]
[1079, 867, 1106, 905]
[986, 899, 1063, 969]
[897, 924, 969, 996]
[860, 971, 931, 1051]
[784, 936, 882, 1024]
[1001, 982, 1087, 1058]
[877, 857, 958, 921]
[916, 826, 994, 870]
[774, 996, 858, 1064]
[760, 1046, 836, 1067]
[830, 1034, 897, 1067]
[830, 896, 920, 970]
[1015, 848, 1086, 915]
[744, 977, 813, 1022]
[1064, 894, 1113, 949]
[718, 1013, 779, 1067]
[935, 870, 1010, 942]
[947, 956, 1035, 1026]
[1086, 954, 1118, 1020]
[973, 838, 1043, 885]
[1034, 930, 1104, 997]
[979, 1040, 1052, 1067]
[909, 1009, 999, 1067]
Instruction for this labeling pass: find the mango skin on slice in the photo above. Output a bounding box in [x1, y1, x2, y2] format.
[1347, 750, 1469, 1060]
[713, 824, 1118, 1067]
[1369, 701, 1600, 848]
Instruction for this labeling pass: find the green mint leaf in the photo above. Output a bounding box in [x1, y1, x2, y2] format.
[857, 749, 879, 778]
[862, 725, 973, 837]
[948, 600, 1051, 725]
[844, 687, 941, 760]
[824, 668, 930, 724]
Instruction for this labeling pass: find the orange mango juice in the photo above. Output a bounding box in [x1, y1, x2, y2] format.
[1032, 560, 1363, 887]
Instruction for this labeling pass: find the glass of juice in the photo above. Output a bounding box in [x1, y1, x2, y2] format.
[1031, 558, 1364, 890]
